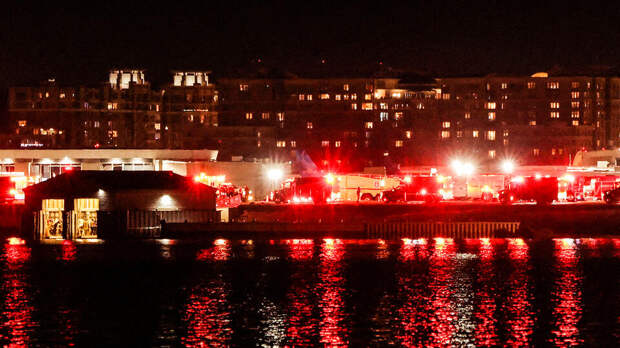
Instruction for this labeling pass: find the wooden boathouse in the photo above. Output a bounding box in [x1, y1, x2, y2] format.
[23, 171, 218, 241]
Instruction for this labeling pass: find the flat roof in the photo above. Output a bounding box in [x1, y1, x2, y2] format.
[0, 149, 218, 161]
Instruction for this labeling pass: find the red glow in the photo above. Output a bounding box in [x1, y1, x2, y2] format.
[475, 238, 498, 346]
[550, 239, 583, 346]
[318, 239, 348, 346]
[60, 240, 76, 261]
[287, 239, 314, 261]
[182, 278, 231, 347]
[7, 237, 25, 246]
[427, 238, 456, 345]
[196, 239, 231, 261]
[505, 238, 534, 345]
[3, 243, 35, 346]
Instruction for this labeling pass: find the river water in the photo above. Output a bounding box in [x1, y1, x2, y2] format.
[0, 237, 618, 347]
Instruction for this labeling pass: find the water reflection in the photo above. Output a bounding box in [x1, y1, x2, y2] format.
[196, 239, 231, 262]
[505, 238, 534, 346]
[427, 238, 456, 346]
[550, 238, 583, 347]
[318, 239, 348, 346]
[474, 238, 498, 347]
[1, 242, 36, 347]
[285, 240, 317, 346]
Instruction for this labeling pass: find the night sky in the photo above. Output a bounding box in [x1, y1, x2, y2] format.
[2, 1, 620, 90]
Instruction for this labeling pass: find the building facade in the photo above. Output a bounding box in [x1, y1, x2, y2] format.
[6, 69, 620, 171]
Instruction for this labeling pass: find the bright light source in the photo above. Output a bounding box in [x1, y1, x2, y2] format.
[3, 158, 13, 164]
[132, 158, 143, 164]
[60, 156, 72, 164]
[501, 160, 515, 174]
[451, 159, 475, 176]
[159, 194, 173, 206]
[7, 237, 25, 245]
[419, 188, 427, 195]
[430, 168, 438, 175]
[404, 176, 412, 183]
[535, 174, 542, 179]
[110, 158, 122, 165]
[561, 174, 575, 183]
[325, 173, 335, 184]
[40, 158, 54, 165]
[267, 168, 283, 181]
[511, 176, 525, 183]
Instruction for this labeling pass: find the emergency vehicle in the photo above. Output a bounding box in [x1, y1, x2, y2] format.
[381, 176, 443, 203]
[328, 174, 400, 201]
[499, 176, 558, 205]
[271, 177, 331, 204]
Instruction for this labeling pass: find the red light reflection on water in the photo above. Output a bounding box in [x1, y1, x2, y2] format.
[182, 278, 232, 347]
[400, 238, 429, 262]
[318, 239, 348, 346]
[426, 238, 456, 347]
[474, 238, 498, 347]
[549, 238, 583, 347]
[59, 240, 77, 261]
[504, 238, 534, 346]
[196, 239, 231, 261]
[284, 239, 317, 346]
[2, 243, 36, 347]
[286, 239, 314, 261]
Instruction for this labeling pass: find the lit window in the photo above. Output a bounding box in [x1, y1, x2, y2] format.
[307, 94, 313, 101]
[442, 121, 450, 128]
[343, 84, 350, 91]
[571, 82, 580, 89]
[487, 130, 496, 141]
[351, 103, 358, 110]
[533, 148, 540, 156]
[107, 102, 118, 110]
[112, 130, 118, 138]
[335, 141, 341, 148]
[550, 111, 560, 118]
[405, 130, 412, 139]
[245, 112, 253, 120]
[362, 103, 373, 110]
[488, 112, 496, 121]
[503, 139, 509, 146]
[320, 93, 330, 100]
[306, 122, 313, 129]
[45, 92, 49, 98]
[365, 94, 372, 100]
[442, 93, 450, 100]
[257, 140, 261, 147]
[547, 82, 559, 89]
[351, 94, 357, 100]
[188, 114, 194, 122]
[572, 120, 579, 126]
[571, 111, 580, 118]
[277, 112, 285, 121]
[457, 130, 463, 138]
[321, 140, 329, 147]
[391, 92, 402, 98]
[335, 94, 341, 101]
[503, 130, 509, 137]
[571, 91, 580, 99]
[240, 84, 249, 91]
[441, 131, 450, 139]
[59, 93, 65, 99]
[486, 102, 496, 109]
[527, 81, 536, 89]
[365, 122, 373, 129]
[395, 140, 403, 147]
[551, 148, 557, 155]
[94, 121, 100, 128]
[571, 101, 580, 108]
[276, 140, 286, 148]
[261, 112, 270, 120]
[154, 123, 161, 130]
[380, 112, 388, 121]
[290, 140, 296, 148]
[529, 120, 536, 126]
[473, 130, 479, 138]
[299, 94, 305, 101]
[18, 120, 26, 127]
[550, 102, 560, 109]
[417, 103, 424, 110]
[501, 83, 508, 89]
[488, 150, 496, 158]
[343, 94, 349, 100]
[394, 112, 403, 120]
[464, 112, 471, 119]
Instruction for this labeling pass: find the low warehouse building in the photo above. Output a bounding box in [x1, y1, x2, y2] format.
[23, 171, 217, 241]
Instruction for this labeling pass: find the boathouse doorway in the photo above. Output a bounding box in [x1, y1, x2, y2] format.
[39, 199, 64, 240]
[71, 198, 99, 239]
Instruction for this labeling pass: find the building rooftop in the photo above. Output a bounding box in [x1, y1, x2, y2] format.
[24, 171, 215, 195]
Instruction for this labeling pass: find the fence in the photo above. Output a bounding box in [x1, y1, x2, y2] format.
[365, 221, 520, 239]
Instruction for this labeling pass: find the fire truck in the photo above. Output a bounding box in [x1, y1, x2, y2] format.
[499, 176, 558, 205]
[328, 174, 401, 201]
[271, 177, 331, 204]
[0, 177, 16, 204]
[382, 176, 443, 203]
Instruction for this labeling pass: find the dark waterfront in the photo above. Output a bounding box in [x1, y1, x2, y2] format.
[0, 237, 618, 347]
